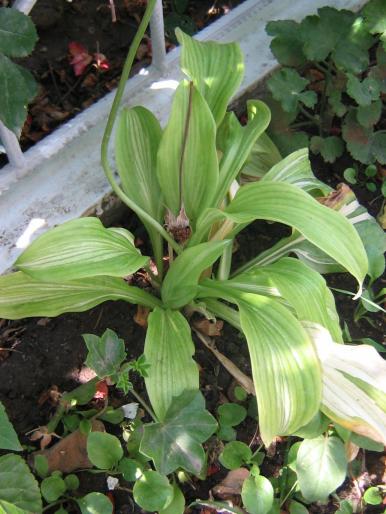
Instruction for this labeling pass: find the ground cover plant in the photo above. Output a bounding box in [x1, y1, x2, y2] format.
[0, 1, 385, 512]
[264, 0, 386, 196]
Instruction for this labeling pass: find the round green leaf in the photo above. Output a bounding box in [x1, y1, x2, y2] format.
[40, 476, 66, 503]
[218, 403, 247, 427]
[343, 168, 357, 185]
[133, 471, 173, 512]
[241, 474, 274, 514]
[363, 487, 382, 505]
[87, 432, 123, 469]
[64, 474, 80, 491]
[160, 484, 185, 514]
[117, 458, 143, 482]
[296, 436, 347, 502]
[34, 455, 49, 478]
[219, 441, 252, 470]
[0, 7, 38, 57]
[234, 386, 248, 401]
[77, 493, 113, 514]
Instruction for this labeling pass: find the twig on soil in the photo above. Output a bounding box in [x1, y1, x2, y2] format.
[193, 328, 255, 396]
[129, 388, 157, 421]
[109, 0, 117, 22]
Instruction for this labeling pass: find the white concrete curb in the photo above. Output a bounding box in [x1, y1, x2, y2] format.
[0, 0, 363, 274]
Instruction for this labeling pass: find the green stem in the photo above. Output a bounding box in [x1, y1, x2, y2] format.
[130, 388, 157, 422]
[298, 105, 320, 127]
[100, 0, 182, 256]
[279, 480, 298, 508]
[217, 242, 233, 280]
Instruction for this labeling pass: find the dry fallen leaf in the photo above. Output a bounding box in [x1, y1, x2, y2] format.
[212, 467, 250, 499]
[32, 419, 105, 473]
[194, 318, 224, 337]
[134, 305, 150, 328]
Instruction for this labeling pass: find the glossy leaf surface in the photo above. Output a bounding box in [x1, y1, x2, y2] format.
[176, 29, 244, 125]
[157, 80, 218, 224]
[16, 217, 148, 281]
[0, 272, 160, 320]
[140, 391, 217, 475]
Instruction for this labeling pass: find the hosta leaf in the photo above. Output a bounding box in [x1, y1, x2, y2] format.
[156, 81, 218, 225]
[0, 454, 42, 512]
[144, 308, 199, 421]
[310, 136, 344, 164]
[84, 329, 126, 379]
[0, 272, 160, 320]
[229, 257, 342, 342]
[16, 217, 148, 281]
[241, 131, 282, 180]
[261, 148, 330, 194]
[296, 435, 347, 502]
[0, 402, 22, 451]
[214, 101, 271, 205]
[237, 294, 322, 445]
[305, 323, 386, 445]
[267, 68, 317, 113]
[161, 240, 231, 309]
[266, 20, 306, 67]
[0, 55, 37, 134]
[0, 8, 38, 57]
[140, 391, 217, 475]
[346, 74, 380, 106]
[223, 181, 368, 291]
[176, 29, 244, 126]
[115, 106, 164, 271]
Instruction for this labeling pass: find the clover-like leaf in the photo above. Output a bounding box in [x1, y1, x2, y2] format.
[342, 110, 386, 164]
[310, 136, 344, 164]
[265, 20, 306, 66]
[83, 329, 126, 378]
[267, 68, 317, 114]
[346, 74, 380, 107]
[140, 391, 217, 475]
[357, 99, 382, 128]
[0, 454, 42, 512]
[0, 402, 21, 451]
[0, 7, 38, 57]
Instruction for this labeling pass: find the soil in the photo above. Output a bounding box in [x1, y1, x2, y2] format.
[0, 0, 245, 166]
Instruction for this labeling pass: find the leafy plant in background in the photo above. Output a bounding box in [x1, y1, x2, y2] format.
[0, 0, 386, 511]
[164, 0, 196, 43]
[265, 0, 386, 194]
[0, 7, 38, 134]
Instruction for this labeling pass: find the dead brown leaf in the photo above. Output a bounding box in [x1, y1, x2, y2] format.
[134, 305, 150, 328]
[212, 468, 250, 499]
[193, 319, 224, 337]
[32, 419, 105, 473]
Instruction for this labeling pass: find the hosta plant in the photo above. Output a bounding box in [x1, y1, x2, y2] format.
[0, 0, 385, 510]
[264, 0, 386, 185]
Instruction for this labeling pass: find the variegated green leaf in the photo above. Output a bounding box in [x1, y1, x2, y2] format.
[144, 308, 199, 421]
[0, 272, 161, 319]
[261, 148, 330, 194]
[16, 217, 148, 282]
[176, 29, 244, 126]
[304, 323, 386, 445]
[228, 257, 342, 342]
[222, 182, 367, 291]
[238, 294, 322, 445]
[213, 100, 271, 206]
[156, 80, 218, 225]
[161, 240, 231, 309]
[115, 106, 164, 272]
